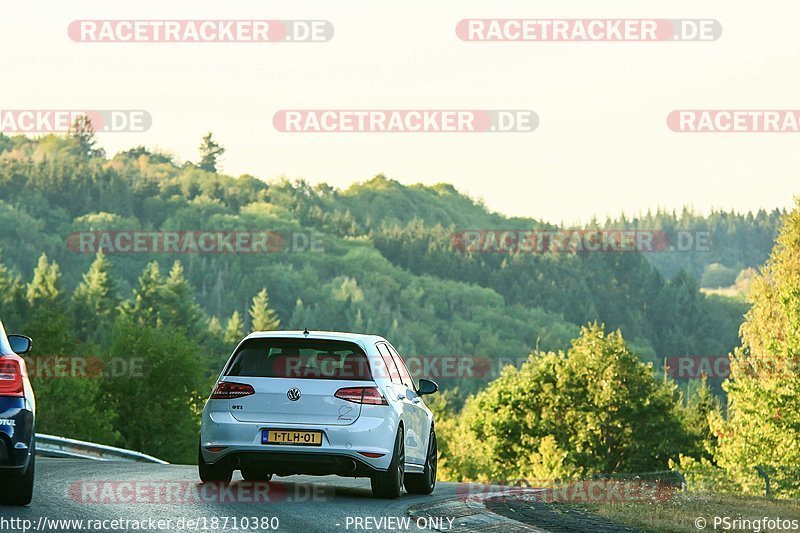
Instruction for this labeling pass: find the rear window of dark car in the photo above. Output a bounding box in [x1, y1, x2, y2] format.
[225, 338, 372, 380]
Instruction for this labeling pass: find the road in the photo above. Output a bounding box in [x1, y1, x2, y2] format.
[0, 459, 476, 533]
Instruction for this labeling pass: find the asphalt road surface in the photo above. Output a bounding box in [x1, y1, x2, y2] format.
[0, 459, 474, 533]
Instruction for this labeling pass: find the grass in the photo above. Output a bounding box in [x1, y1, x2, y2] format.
[575, 492, 800, 533]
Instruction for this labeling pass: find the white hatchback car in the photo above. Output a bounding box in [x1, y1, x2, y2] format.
[199, 330, 439, 498]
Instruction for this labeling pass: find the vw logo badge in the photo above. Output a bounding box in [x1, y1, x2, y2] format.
[287, 388, 301, 401]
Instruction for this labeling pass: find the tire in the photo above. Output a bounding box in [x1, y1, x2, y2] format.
[0, 439, 35, 506]
[198, 443, 232, 485]
[404, 428, 437, 495]
[240, 470, 273, 482]
[371, 426, 404, 499]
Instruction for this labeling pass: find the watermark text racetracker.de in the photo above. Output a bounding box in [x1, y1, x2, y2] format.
[22, 355, 145, 379]
[273, 110, 538, 133]
[457, 479, 677, 504]
[69, 20, 333, 43]
[452, 229, 711, 253]
[69, 480, 330, 505]
[668, 110, 800, 132]
[667, 355, 800, 380]
[0, 110, 151, 133]
[67, 231, 325, 254]
[457, 19, 721, 42]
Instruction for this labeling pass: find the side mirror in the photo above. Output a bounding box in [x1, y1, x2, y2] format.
[8, 335, 32, 355]
[417, 378, 439, 396]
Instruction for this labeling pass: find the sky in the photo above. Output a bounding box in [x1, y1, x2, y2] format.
[2, 1, 799, 225]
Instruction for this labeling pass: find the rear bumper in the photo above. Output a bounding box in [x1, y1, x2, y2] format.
[200, 406, 400, 474]
[0, 397, 34, 473]
[212, 450, 382, 477]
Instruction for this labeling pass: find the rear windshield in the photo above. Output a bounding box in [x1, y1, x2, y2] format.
[226, 338, 372, 380]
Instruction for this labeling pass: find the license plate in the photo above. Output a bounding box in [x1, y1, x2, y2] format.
[262, 429, 323, 446]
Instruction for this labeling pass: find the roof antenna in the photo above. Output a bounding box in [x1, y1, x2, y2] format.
[303, 326, 310, 336]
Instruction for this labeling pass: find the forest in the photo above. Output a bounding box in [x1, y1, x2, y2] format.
[0, 126, 795, 497]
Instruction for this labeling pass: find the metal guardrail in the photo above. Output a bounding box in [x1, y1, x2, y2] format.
[35, 433, 169, 464]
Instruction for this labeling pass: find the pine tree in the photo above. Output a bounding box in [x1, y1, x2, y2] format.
[120, 261, 165, 327]
[72, 252, 117, 340]
[69, 115, 104, 158]
[22, 254, 68, 349]
[224, 311, 244, 344]
[198, 132, 225, 173]
[162, 260, 205, 333]
[26, 254, 63, 307]
[249, 288, 280, 332]
[18, 254, 117, 443]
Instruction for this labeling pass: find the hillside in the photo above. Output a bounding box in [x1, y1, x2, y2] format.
[0, 132, 771, 373]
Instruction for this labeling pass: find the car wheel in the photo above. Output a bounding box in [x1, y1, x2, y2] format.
[404, 428, 437, 495]
[370, 426, 404, 499]
[198, 443, 232, 485]
[0, 438, 35, 506]
[241, 470, 273, 482]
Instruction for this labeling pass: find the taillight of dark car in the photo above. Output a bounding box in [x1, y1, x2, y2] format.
[210, 381, 255, 399]
[335, 386, 388, 405]
[0, 358, 24, 397]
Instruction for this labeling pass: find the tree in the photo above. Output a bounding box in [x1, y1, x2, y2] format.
[0, 263, 25, 327]
[715, 198, 800, 497]
[198, 132, 224, 173]
[26, 253, 63, 307]
[22, 255, 117, 444]
[224, 311, 244, 344]
[249, 288, 281, 331]
[102, 317, 204, 463]
[446, 324, 691, 481]
[120, 261, 208, 341]
[120, 261, 165, 327]
[161, 261, 206, 335]
[72, 251, 117, 341]
[69, 115, 104, 158]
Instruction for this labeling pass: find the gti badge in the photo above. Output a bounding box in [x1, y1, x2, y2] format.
[287, 388, 301, 401]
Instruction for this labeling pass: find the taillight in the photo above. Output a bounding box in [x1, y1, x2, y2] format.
[211, 381, 255, 399]
[335, 387, 388, 405]
[358, 452, 386, 458]
[205, 446, 227, 453]
[0, 358, 24, 398]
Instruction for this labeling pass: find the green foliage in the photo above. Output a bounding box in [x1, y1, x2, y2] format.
[26, 254, 62, 306]
[71, 251, 117, 342]
[69, 115, 105, 159]
[224, 311, 244, 344]
[102, 318, 205, 463]
[19, 255, 117, 443]
[443, 324, 695, 482]
[701, 263, 740, 288]
[715, 198, 800, 498]
[249, 288, 280, 332]
[0, 132, 785, 471]
[678, 377, 723, 462]
[198, 132, 225, 173]
[0, 134, 762, 372]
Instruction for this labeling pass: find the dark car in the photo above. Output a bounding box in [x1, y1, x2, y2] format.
[0, 319, 34, 506]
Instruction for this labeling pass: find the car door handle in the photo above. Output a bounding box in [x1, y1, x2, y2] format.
[397, 394, 406, 400]
[412, 398, 421, 404]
